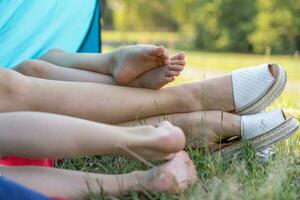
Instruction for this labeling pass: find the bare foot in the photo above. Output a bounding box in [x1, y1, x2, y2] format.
[111, 45, 169, 84]
[136, 151, 198, 194]
[122, 121, 186, 161]
[128, 52, 186, 89]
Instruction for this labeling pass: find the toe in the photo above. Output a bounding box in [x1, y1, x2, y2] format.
[170, 60, 186, 66]
[161, 49, 170, 64]
[168, 65, 184, 71]
[151, 46, 166, 57]
[171, 52, 185, 61]
[162, 48, 169, 58]
[165, 76, 174, 82]
[156, 55, 169, 66]
[268, 63, 280, 78]
[162, 58, 170, 65]
[178, 52, 185, 60]
[166, 71, 180, 77]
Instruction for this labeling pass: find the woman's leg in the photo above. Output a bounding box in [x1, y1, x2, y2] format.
[0, 68, 234, 124]
[38, 46, 170, 84]
[120, 111, 241, 148]
[0, 112, 185, 160]
[0, 151, 197, 198]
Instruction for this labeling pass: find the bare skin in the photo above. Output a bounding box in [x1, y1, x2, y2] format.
[129, 53, 185, 89]
[39, 45, 170, 84]
[0, 68, 232, 124]
[121, 111, 241, 149]
[0, 112, 185, 161]
[138, 151, 198, 194]
[0, 151, 197, 199]
[111, 45, 169, 84]
[16, 52, 186, 89]
[1, 64, 279, 124]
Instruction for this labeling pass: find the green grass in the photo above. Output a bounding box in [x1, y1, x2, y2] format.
[58, 33, 300, 199]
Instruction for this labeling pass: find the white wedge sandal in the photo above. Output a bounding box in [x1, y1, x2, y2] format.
[218, 109, 299, 158]
[232, 63, 286, 115]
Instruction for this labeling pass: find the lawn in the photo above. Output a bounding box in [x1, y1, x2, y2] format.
[59, 32, 300, 199]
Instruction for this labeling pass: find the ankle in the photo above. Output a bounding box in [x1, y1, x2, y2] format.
[217, 112, 241, 139]
[168, 84, 198, 112]
[106, 50, 118, 75]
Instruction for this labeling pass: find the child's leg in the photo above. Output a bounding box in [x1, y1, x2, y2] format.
[0, 112, 185, 160]
[15, 53, 185, 89]
[15, 59, 116, 84]
[0, 151, 197, 198]
[39, 45, 170, 84]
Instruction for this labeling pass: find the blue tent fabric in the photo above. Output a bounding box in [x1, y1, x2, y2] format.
[79, 0, 101, 53]
[0, 176, 50, 200]
[0, 1, 101, 198]
[0, 0, 97, 68]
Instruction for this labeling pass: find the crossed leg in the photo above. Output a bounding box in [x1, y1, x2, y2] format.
[14, 63, 278, 124]
[0, 68, 234, 124]
[16, 53, 185, 89]
[37, 45, 173, 85]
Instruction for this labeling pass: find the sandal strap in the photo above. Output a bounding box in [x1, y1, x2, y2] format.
[232, 64, 275, 112]
[241, 109, 285, 139]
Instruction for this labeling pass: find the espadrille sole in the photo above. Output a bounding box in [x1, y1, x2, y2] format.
[216, 116, 299, 158]
[235, 66, 287, 115]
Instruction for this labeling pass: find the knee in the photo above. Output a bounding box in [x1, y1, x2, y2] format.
[47, 48, 65, 54]
[0, 69, 30, 108]
[41, 48, 65, 60]
[16, 59, 49, 77]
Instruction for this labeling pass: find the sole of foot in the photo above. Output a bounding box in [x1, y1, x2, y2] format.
[127, 121, 186, 161]
[143, 151, 198, 194]
[128, 52, 186, 89]
[112, 45, 169, 85]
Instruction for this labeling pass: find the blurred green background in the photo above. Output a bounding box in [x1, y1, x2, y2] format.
[102, 0, 300, 54]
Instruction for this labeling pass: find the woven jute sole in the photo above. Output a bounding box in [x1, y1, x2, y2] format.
[236, 66, 287, 115]
[215, 116, 299, 158]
